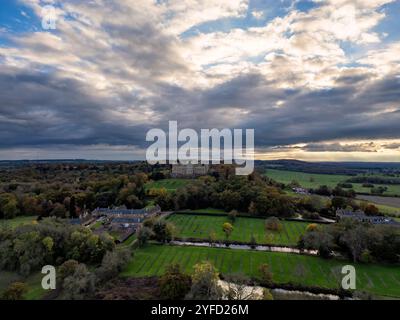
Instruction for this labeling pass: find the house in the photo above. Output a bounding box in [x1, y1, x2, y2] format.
[336, 209, 400, 227]
[171, 163, 209, 178]
[92, 205, 161, 229]
[69, 211, 95, 226]
[292, 187, 310, 195]
[92, 205, 161, 219]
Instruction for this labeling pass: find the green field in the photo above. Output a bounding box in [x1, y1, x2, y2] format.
[145, 179, 192, 192]
[167, 214, 311, 246]
[0, 271, 46, 300]
[0, 216, 38, 229]
[266, 169, 400, 196]
[123, 245, 400, 298]
[179, 208, 228, 215]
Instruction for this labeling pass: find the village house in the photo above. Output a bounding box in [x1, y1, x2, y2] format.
[336, 209, 400, 227]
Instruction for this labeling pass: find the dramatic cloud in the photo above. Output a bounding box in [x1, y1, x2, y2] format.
[0, 0, 399, 160]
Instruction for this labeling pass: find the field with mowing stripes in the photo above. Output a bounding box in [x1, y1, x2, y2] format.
[167, 214, 312, 246]
[145, 179, 192, 192]
[122, 245, 400, 298]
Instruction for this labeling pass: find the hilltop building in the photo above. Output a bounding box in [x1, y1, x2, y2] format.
[171, 163, 209, 178]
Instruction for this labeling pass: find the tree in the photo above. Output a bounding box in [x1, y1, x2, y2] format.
[50, 203, 68, 218]
[58, 260, 80, 282]
[219, 190, 241, 211]
[208, 231, 217, 246]
[137, 226, 153, 247]
[96, 249, 131, 282]
[258, 263, 273, 286]
[250, 234, 257, 249]
[227, 210, 238, 223]
[364, 204, 380, 216]
[61, 263, 95, 300]
[159, 263, 191, 300]
[263, 288, 274, 300]
[2, 282, 28, 300]
[299, 230, 333, 258]
[265, 217, 282, 232]
[2, 198, 20, 219]
[306, 223, 319, 232]
[153, 220, 175, 243]
[340, 226, 369, 262]
[222, 222, 234, 240]
[186, 261, 222, 300]
[69, 196, 77, 218]
[331, 197, 347, 209]
[225, 274, 260, 300]
[154, 190, 174, 210]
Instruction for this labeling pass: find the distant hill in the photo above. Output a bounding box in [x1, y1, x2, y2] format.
[256, 159, 400, 175]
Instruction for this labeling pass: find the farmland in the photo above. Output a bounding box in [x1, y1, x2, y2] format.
[122, 245, 400, 298]
[0, 216, 37, 229]
[167, 214, 311, 246]
[265, 169, 400, 196]
[145, 178, 192, 192]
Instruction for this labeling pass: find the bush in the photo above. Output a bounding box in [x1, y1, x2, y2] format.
[265, 217, 282, 232]
[258, 263, 273, 286]
[263, 288, 274, 300]
[1, 282, 28, 300]
[159, 263, 191, 300]
[186, 261, 222, 300]
[228, 210, 238, 223]
[137, 226, 154, 247]
[306, 223, 319, 232]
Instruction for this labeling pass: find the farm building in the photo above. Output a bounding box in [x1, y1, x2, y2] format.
[336, 209, 400, 227]
[92, 205, 161, 219]
[92, 205, 161, 231]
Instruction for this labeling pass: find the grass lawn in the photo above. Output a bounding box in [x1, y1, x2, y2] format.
[122, 244, 400, 298]
[145, 179, 192, 192]
[0, 271, 47, 300]
[167, 214, 311, 246]
[179, 208, 228, 215]
[265, 169, 349, 189]
[265, 169, 400, 196]
[0, 216, 38, 229]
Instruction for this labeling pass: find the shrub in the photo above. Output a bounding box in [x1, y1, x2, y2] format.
[258, 263, 273, 286]
[2, 282, 28, 300]
[265, 217, 282, 232]
[228, 210, 238, 223]
[306, 223, 319, 232]
[159, 263, 191, 300]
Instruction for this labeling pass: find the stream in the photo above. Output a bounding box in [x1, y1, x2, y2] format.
[170, 240, 318, 255]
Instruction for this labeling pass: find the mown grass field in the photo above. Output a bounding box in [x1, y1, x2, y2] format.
[0, 216, 37, 229]
[167, 214, 311, 246]
[145, 179, 192, 192]
[179, 208, 228, 215]
[266, 169, 400, 196]
[122, 245, 400, 298]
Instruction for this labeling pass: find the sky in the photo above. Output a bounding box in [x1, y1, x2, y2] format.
[0, 0, 400, 161]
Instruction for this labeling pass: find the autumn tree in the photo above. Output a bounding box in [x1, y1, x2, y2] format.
[222, 222, 234, 240]
[159, 263, 191, 300]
